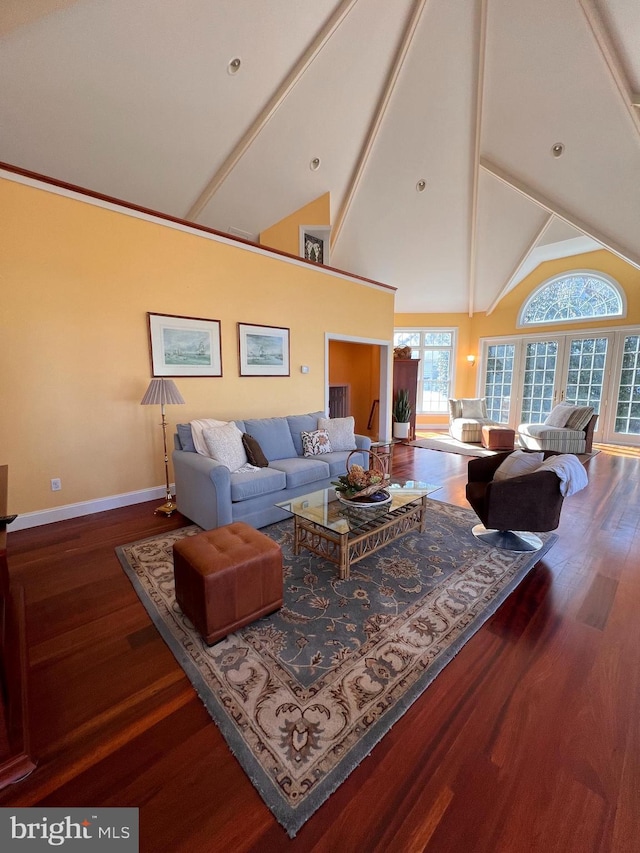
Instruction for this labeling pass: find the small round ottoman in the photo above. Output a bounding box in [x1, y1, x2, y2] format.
[481, 424, 516, 451]
[173, 522, 283, 645]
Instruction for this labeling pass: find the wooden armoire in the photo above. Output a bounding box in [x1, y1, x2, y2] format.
[392, 359, 419, 440]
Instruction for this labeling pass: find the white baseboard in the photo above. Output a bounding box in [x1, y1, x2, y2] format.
[9, 485, 172, 531]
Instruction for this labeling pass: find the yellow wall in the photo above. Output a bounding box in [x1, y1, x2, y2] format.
[395, 249, 640, 430]
[472, 249, 640, 339]
[328, 341, 380, 437]
[0, 178, 393, 516]
[259, 193, 331, 256]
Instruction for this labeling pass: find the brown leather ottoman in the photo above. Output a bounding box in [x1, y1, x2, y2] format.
[481, 424, 515, 450]
[173, 522, 283, 645]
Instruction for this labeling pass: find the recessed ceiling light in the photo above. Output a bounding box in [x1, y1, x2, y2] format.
[310, 157, 321, 171]
[228, 57, 241, 75]
[416, 179, 426, 192]
[551, 142, 565, 158]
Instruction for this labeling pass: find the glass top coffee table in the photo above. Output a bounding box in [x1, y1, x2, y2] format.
[276, 480, 439, 580]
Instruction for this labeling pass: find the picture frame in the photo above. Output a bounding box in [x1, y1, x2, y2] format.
[304, 233, 324, 264]
[299, 226, 331, 265]
[238, 323, 290, 377]
[148, 312, 222, 377]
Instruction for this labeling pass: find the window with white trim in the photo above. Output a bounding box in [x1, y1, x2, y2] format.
[518, 271, 624, 327]
[394, 329, 455, 414]
[616, 335, 640, 435]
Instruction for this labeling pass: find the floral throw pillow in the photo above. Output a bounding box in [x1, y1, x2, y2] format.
[301, 429, 333, 457]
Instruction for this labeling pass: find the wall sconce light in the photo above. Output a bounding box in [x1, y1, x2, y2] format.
[467, 354, 476, 366]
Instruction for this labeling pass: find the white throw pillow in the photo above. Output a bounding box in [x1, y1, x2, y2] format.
[460, 398, 487, 419]
[190, 418, 229, 456]
[493, 450, 544, 481]
[544, 405, 572, 428]
[202, 422, 248, 472]
[317, 416, 357, 452]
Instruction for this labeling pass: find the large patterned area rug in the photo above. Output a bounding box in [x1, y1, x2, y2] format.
[116, 501, 556, 837]
[409, 435, 496, 456]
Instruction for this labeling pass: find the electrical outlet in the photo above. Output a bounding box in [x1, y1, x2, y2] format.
[51, 478, 62, 491]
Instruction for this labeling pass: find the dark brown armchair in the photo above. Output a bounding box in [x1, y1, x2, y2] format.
[466, 450, 564, 552]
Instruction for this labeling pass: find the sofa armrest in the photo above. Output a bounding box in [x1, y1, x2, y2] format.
[172, 449, 233, 530]
[583, 414, 598, 453]
[354, 433, 372, 451]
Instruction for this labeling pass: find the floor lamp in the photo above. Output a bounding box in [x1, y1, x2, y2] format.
[140, 378, 185, 516]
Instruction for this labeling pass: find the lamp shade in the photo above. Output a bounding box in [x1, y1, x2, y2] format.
[140, 378, 185, 406]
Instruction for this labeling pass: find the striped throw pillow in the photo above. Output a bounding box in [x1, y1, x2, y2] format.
[564, 405, 594, 431]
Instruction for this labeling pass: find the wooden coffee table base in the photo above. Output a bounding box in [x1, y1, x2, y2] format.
[292, 496, 428, 580]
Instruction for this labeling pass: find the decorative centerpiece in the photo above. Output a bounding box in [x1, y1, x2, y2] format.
[332, 451, 391, 506]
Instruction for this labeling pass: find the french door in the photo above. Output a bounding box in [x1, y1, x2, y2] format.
[481, 330, 640, 445]
[611, 333, 640, 442]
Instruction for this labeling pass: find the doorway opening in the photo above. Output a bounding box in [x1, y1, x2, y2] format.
[325, 334, 392, 441]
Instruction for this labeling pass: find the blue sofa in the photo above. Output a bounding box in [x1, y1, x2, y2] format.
[172, 411, 371, 530]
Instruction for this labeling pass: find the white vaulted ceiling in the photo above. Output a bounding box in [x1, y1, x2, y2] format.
[1, 0, 639, 314]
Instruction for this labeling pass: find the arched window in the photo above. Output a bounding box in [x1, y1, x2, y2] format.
[518, 271, 625, 327]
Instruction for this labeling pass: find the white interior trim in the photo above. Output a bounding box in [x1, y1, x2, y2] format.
[325, 333, 393, 442]
[9, 485, 170, 531]
[578, 0, 640, 139]
[480, 158, 640, 271]
[467, 0, 488, 318]
[330, 0, 429, 250]
[185, 0, 359, 221]
[486, 214, 554, 316]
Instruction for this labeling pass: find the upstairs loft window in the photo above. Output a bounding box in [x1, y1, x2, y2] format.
[518, 271, 625, 327]
[394, 329, 455, 414]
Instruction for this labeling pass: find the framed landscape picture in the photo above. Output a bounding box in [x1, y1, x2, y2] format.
[238, 323, 290, 376]
[148, 312, 222, 377]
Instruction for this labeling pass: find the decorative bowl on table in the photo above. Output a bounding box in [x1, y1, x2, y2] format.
[337, 490, 392, 508]
[332, 451, 391, 507]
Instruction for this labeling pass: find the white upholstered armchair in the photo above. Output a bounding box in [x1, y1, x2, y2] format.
[448, 398, 498, 443]
[518, 403, 597, 454]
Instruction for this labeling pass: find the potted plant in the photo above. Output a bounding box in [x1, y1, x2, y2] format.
[392, 388, 412, 439]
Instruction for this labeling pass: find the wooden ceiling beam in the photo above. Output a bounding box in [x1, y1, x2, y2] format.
[466, 0, 488, 318]
[330, 0, 430, 251]
[578, 0, 640, 139]
[184, 0, 359, 222]
[485, 213, 553, 316]
[480, 157, 640, 272]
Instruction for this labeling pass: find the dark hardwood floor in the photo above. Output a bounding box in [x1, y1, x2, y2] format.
[1, 444, 639, 852]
